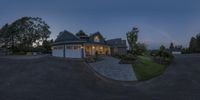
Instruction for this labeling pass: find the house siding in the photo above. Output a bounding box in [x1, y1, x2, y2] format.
[106, 38, 127, 55]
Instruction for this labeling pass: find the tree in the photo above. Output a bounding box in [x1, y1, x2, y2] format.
[189, 37, 197, 52]
[160, 45, 166, 51]
[76, 30, 87, 37]
[196, 33, 200, 52]
[174, 45, 182, 51]
[42, 39, 53, 53]
[126, 27, 139, 53]
[0, 24, 10, 48]
[169, 42, 174, 52]
[0, 17, 51, 53]
[135, 43, 147, 55]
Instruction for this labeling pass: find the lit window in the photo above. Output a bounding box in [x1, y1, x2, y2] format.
[94, 36, 100, 42]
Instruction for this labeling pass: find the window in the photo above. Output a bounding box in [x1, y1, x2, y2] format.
[65, 45, 81, 50]
[74, 45, 81, 50]
[53, 46, 63, 50]
[94, 36, 100, 42]
[66, 45, 72, 49]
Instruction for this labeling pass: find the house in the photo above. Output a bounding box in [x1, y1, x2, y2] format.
[106, 38, 127, 55]
[52, 31, 111, 58]
[52, 30, 128, 58]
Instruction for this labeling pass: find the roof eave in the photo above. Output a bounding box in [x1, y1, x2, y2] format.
[52, 41, 86, 46]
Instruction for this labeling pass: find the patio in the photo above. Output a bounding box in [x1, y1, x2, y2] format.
[89, 56, 137, 81]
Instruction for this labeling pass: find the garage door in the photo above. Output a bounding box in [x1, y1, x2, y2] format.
[52, 46, 64, 57]
[65, 45, 82, 58]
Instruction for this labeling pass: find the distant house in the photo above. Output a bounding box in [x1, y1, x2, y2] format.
[106, 38, 127, 55]
[52, 31, 127, 58]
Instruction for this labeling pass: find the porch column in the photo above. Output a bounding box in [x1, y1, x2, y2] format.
[92, 45, 96, 55]
[107, 46, 111, 55]
[81, 44, 85, 58]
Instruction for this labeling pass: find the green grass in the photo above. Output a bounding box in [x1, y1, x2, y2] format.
[133, 56, 166, 81]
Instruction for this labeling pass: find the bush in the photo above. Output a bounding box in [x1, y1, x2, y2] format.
[122, 54, 136, 60]
[134, 43, 147, 55]
[119, 54, 137, 64]
[112, 54, 126, 59]
[85, 56, 103, 63]
[152, 50, 174, 65]
[14, 51, 26, 55]
[181, 48, 190, 54]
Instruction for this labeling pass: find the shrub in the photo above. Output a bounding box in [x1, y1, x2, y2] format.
[112, 54, 126, 59]
[119, 54, 136, 64]
[122, 54, 136, 60]
[153, 50, 174, 65]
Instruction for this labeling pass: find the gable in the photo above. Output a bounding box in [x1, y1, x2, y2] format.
[89, 32, 105, 44]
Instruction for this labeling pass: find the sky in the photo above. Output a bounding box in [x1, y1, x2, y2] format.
[1, 0, 200, 49]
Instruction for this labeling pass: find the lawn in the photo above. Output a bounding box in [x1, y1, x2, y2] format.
[133, 56, 166, 81]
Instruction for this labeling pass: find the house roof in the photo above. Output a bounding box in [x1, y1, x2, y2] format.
[106, 38, 122, 42]
[53, 31, 107, 45]
[55, 30, 80, 42]
[106, 38, 127, 48]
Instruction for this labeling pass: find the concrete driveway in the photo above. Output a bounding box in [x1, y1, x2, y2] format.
[0, 54, 200, 100]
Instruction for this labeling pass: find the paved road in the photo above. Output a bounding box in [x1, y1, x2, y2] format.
[135, 54, 200, 100]
[0, 56, 150, 100]
[0, 54, 200, 100]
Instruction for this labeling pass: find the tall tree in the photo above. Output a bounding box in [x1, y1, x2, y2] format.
[76, 30, 87, 37]
[169, 42, 174, 52]
[196, 33, 200, 52]
[189, 37, 197, 52]
[126, 27, 139, 53]
[42, 39, 53, 53]
[0, 24, 10, 47]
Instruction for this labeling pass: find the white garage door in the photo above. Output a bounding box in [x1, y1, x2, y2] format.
[52, 46, 64, 57]
[65, 45, 82, 58]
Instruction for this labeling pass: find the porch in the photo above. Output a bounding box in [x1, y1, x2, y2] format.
[84, 44, 110, 57]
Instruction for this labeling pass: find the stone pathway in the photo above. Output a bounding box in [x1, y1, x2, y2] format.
[89, 56, 137, 81]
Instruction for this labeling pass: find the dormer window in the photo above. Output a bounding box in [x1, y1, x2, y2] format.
[94, 36, 100, 42]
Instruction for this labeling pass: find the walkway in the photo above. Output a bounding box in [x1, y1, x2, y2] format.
[89, 56, 137, 81]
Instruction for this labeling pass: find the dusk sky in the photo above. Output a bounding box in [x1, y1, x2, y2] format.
[1, 0, 200, 49]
